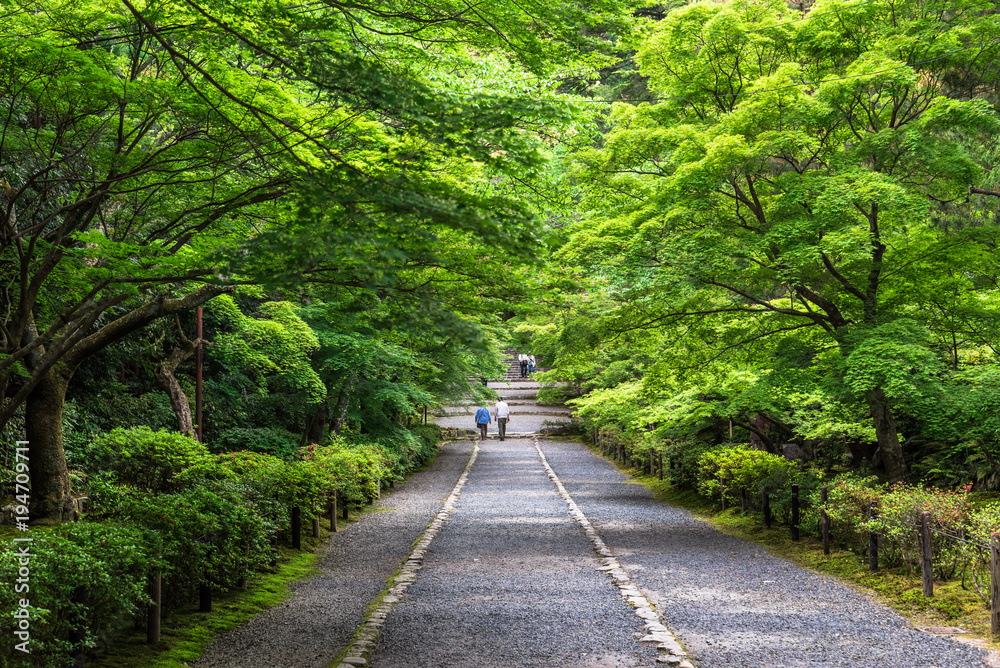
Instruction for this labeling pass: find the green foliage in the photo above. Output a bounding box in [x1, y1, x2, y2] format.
[116, 486, 274, 605]
[697, 444, 797, 505]
[0, 523, 160, 668]
[88, 427, 210, 492]
[213, 427, 301, 460]
[300, 440, 392, 504]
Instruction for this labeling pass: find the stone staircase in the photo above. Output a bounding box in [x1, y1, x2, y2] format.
[501, 348, 541, 381]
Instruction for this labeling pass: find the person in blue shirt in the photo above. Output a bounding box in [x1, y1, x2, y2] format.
[474, 404, 492, 440]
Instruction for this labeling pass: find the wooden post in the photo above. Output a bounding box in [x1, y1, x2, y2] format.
[312, 517, 320, 538]
[762, 491, 771, 529]
[821, 486, 830, 556]
[423, 405, 427, 424]
[292, 506, 301, 549]
[658, 453, 663, 481]
[147, 572, 161, 644]
[791, 484, 800, 541]
[921, 511, 933, 597]
[330, 493, 337, 532]
[199, 582, 212, 613]
[992, 533, 1000, 638]
[868, 502, 878, 572]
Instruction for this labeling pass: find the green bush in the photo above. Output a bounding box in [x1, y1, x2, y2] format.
[0, 523, 159, 668]
[88, 427, 210, 491]
[660, 437, 715, 490]
[212, 426, 301, 460]
[697, 444, 796, 506]
[301, 440, 391, 504]
[117, 485, 273, 607]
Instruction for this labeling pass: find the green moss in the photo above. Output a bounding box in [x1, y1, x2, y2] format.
[94, 540, 324, 667]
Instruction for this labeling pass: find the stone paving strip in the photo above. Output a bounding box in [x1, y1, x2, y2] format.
[332, 441, 481, 668]
[532, 435, 694, 668]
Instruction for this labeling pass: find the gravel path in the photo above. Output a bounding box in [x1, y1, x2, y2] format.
[193, 440, 474, 668]
[539, 439, 992, 668]
[369, 437, 658, 668]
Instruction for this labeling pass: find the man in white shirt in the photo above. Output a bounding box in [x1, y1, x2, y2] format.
[518, 352, 528, 378]
[494, 399, 511, 441]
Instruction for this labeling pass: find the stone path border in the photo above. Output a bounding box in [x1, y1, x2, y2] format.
[532, 435, 695, 668]
[333, 440, 480, 668]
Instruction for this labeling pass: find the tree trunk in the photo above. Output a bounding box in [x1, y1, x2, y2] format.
[329, 376, 354, 437]
[25, 366, 76, 524]
[306, 404, 328, 444]
[865, 386, 907, 483]
[749, 414, 773, 452]
[153, 342, 199, 438]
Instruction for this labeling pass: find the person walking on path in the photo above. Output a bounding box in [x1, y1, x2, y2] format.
[518, 352, 528, 378]
[474, 404, 492, 439]
[528, 354, 536, 375]
[494, 399, 511, 441]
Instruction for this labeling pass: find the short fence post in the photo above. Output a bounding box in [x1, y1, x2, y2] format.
[292, 506, 302, 550]
[330, 493, 337, 532]
[762, 491, 771, 528]
[658, 453, 663, 481]
[200, 581, 212, 613]
[992, 533, 1000, 638]
[791, 484, 800, 541]
[921, 511, 933, 597]
[821, 486, 830, 555]
[868, 502, 879, 572]
[312, 517, 320, 538]
[147, 572, 161, 644]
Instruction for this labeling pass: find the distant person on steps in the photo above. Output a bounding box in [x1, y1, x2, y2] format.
[528, 354, 536, 375]
[518, 352, 528, 378]
[474, 404, 492, 439]
[494, 399, 511, 441]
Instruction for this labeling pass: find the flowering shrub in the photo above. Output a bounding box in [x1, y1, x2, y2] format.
[822, 475, 974, 577]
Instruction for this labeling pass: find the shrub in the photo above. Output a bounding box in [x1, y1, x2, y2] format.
[697, 444, 797, 506]
[88, 427, 210, 491]
[0, 523, 159, 668]
[116, 485, 273, 606]
[660, 437, 715, 490]
[212, 426, 301, 460]
[301, 440, 391, 504]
